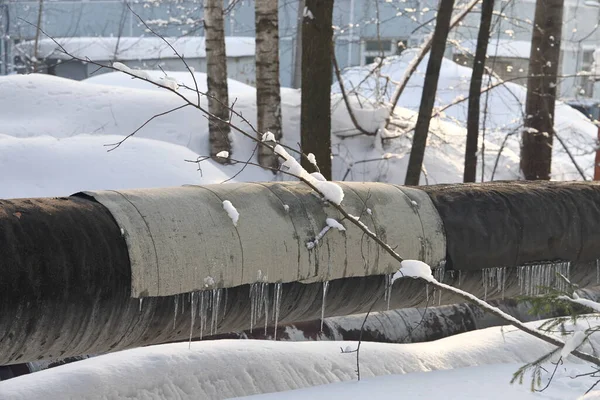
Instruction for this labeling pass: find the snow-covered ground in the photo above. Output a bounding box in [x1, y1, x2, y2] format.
[0, 52, 596, 199]
[332, 49, 598, 182]
[2, 319, 599, 399]
[0, 134, 229, 198]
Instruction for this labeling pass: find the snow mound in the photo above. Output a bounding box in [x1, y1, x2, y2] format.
[247, 364, 596, 400]
[332, 50, 598, 181]
[84, 70, 255, 94]
[2, 319, 600, 399]
[18, 36, 255, 61]
[0, 134, 225, 199]
[0, 74, 277, 186]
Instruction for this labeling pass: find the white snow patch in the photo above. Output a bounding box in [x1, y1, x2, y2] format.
[0, 134, 223, 199]
[392, 260, 434, 283]
[326, 218, 346, 231]
[273, 144, 344, 205]
[203, 276, 215, 287]
[310, 172, 327, 181]
[85, 70, 254, 94]
[216, 151, 229, 158]
[262, 131, 276, 142]
[303, 7, 314, 19]
[307, 153, 317, 166]
[561, 330, 587, 359]
[222, 200, 239, 226]
[19, 36, 255, 61]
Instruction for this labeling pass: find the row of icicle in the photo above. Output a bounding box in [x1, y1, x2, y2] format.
[135, 259, 593, 347]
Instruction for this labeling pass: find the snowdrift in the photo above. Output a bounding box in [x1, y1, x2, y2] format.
[2, 319, 599, 399]
[332, 49, 598, 182]
[2, 58, 594, 198]
[0, 134, 227, 198]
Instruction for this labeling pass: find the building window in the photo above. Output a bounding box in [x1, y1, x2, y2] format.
[580, 49, 594, 97]
[365, 39, 392, 52]
[362, 38, 407, 66]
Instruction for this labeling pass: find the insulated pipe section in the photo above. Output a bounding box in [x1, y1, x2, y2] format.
[84, 182, 446, 297]
[422, 181, 600, 271]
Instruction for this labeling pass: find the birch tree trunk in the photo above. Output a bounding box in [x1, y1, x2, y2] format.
[300, 0, 334, 180]
[255, 0, 282, 170]
[204, 0, 232, 163]
[521, 0, 564, 180]
[405, 0, 455, 186]
[463, 0, 494, 183]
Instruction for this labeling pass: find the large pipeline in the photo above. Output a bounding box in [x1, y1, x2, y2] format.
[1, 181, 600, 364]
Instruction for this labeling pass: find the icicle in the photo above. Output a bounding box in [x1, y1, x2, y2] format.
[210, 289, 221, 336]
[273, 283, 282, 340]
[597, 259, 600, 284]
[222, 288, 228, 322]
[182, 293, 186, 315]
[384, 274, 393, 311]
[524, 265, 531, 296]
[199, 291, 204, 340]
[189, 292, 197, 348]
[249, 282, 268, 334]
[139, 298, 143, 313]
[482, 269, 488, 301]
[249, 283, 256, 333]
[263, 284, 270, 336]
[436, 268, 443, 305]
[501, 268, 506, 299]
[173, 295, 179, 330]
[320, 281, 329, 332]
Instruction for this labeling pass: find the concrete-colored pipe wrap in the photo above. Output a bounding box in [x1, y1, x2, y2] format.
[84, 182, 446, 297]
[2, 181, 600, 365]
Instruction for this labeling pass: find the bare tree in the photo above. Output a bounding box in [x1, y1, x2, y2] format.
[464, 0, 495, 183]
[521, 0, 565, 180]
[32, 0, 44, 72]
[204, 0, 232, 163]
[292, 0, 305, 89]
[385, 0, 480, 130]
[405, 0, 455, 186]
[300, 0, 334, 180]
[255, 0, 282, 170]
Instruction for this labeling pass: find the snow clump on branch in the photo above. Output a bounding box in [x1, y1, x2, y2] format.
[273, 144, 344, 205]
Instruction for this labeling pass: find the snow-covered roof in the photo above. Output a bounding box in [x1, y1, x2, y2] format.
[455, 39, 531, 59]
[18, 36, 255, 61]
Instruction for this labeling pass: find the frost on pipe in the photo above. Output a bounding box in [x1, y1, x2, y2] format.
[83, 182, 446, 297]
[421, 181, 600, 272]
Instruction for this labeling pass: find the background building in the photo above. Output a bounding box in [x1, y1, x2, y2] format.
[1, 0, 598, 99]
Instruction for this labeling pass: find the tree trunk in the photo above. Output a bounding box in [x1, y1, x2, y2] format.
[292, 0, 305, 89]
[521, 0, 564, 180]
[463, 0, 494, 183]
[405, 0, 455, 186]
[255, 0, 282, 170]
[32, 0, 44, 73]
[300, 0, 334, 180]
[204, 0, 232, 163]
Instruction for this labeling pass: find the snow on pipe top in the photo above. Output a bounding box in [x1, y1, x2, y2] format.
[83, 181, 445, 298]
